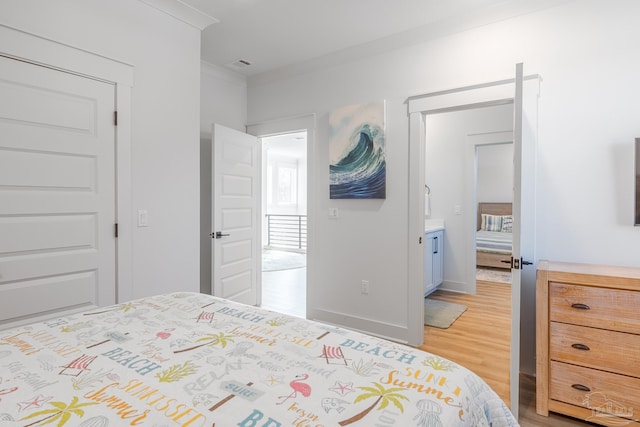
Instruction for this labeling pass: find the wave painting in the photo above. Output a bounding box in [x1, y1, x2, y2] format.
[329, 102, 386, 199]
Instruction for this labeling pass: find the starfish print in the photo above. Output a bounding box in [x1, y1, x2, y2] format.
[263, 375, 284, 387]
[329, 381, 354, 396]
[17, 394, 52, 412]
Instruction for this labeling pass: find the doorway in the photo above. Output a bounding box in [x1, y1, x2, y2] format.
[424, 104, 514, 295]
[260, 132, 308, 318]
[246, 113, 316, 319]
[409, 66, 540, 420]
[475, 141, 514, 284]
[422, 104, 514, 408]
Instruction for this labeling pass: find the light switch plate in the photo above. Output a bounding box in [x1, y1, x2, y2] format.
[137, 209, 149, 227]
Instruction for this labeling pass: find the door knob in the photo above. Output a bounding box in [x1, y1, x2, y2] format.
[210, 231, 230, 239]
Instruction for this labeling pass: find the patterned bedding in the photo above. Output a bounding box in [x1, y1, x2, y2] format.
[476, 230, 513, 254]
[0, 292, 518, 426]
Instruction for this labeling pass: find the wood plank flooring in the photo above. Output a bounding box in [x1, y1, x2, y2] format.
[261, 266, 306, 318]
[420, 281, 512, 406]
[424, 281, 595, 426]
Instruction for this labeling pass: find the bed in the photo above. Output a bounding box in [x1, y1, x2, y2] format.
[0, 292, 518, 426]
[476, 202, 513, 270]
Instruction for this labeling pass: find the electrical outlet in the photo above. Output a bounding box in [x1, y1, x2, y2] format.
[361, 280, 369, 295]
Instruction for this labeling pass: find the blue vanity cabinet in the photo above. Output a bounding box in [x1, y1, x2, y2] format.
[424, 228, 444, 296]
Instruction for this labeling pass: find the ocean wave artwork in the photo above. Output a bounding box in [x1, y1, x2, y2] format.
[329, 102, 386, 199]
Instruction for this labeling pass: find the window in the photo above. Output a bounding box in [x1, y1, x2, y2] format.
[266, 158, 298, 209]
[277, 164, 297, 205]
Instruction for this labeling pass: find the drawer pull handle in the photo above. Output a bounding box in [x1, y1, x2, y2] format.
[571, 343, 590, 351]
[571, 384, 591, 392]
[571, 303, 590, 310]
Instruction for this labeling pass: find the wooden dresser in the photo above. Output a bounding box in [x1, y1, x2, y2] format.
[536, 261, 640, 425]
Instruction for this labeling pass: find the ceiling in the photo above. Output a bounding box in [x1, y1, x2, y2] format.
[263, 131, 307, 158]
[182, 0, 565, 77]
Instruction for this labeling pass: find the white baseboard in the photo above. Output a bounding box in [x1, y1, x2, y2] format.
[309, 308, 409, 345]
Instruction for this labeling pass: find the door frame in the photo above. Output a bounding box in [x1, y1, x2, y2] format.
[408, 78, 520, 345]
[0, 24, 134, 303]
[466, 131, 514, 294]
[246, 114, 316, 316]
[408, 70, 540, 419]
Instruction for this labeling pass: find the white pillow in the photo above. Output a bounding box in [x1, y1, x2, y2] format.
[501, 215, 513, 233]
[481, 214, 503, 232]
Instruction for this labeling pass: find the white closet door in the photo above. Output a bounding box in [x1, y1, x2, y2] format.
[0, 55, 116, 328]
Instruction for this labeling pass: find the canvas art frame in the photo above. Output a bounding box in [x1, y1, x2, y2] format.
[329, 101, 386, 199]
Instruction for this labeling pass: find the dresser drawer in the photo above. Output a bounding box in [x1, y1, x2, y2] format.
[550, 282, 640, 333]
[550, 361, 640, 422]
[550, 322, 640, 377]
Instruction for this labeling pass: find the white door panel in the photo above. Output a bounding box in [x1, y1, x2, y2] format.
[2, 272, 97, 320]
[0, 215, 96, 253]
[0, 150, 95, 189]
[0, 250, 97, 284]
[212, 124, 260, 306]
[0, 78, 96, 131]
[0, 124, 98, 154]
[0, 55, 116, 328]
[221, 239, 252, 264]
[0, 192, 97, 215]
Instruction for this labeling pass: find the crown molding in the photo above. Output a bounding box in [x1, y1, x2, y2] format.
[138, 0, 218, 30]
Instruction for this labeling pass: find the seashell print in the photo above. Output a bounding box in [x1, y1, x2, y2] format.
[77, 415, 109, 427]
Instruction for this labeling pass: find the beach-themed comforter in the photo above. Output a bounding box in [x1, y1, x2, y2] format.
[476, 230, 513, 254]
[0, 292, 518, 426]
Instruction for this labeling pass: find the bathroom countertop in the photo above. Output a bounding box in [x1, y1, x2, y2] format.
[424, 219, 444, 232]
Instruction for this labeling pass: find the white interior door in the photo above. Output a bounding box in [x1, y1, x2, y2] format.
[509, 63, 524, 420]
[0, 55, 116, 328]
[211, 124, 260, 306]
[510, 63, 538, 418]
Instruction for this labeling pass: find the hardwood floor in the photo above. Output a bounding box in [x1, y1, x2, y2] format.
[423, 281, 595, 426]
[261, 266, 306, 318]
[420, 281, 512, 406]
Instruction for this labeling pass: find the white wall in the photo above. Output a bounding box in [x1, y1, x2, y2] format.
[247, 0, 640, 373]
[200, 62, 247, 294]
[477, 144, 514, 203]
[201, 61, 248, 137]
[0, 0, 202, 299]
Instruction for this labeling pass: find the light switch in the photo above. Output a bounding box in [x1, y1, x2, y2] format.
[454, 205, 462, 215]
[137, 209, 149, 227]
[329, 208, 339, 218]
